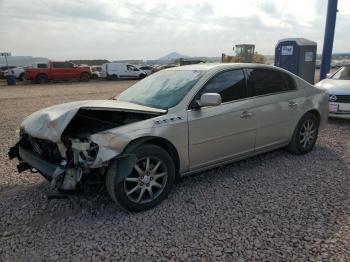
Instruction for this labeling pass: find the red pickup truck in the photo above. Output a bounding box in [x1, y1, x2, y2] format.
[25, 61, 91, 84]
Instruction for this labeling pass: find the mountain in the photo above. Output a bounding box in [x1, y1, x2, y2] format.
[69, 59, 110, 66]
[158, 52, 190, 61]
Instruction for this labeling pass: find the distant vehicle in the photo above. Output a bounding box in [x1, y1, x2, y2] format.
[101, 63, 147, 80]
[1, 66, 25, 81]
[90, 66, 102, 79]
[0, 66, 15, 79]
[222, 44, 266, 64]
[152, 64, 177, 73]
[137, 65, 154, 76]
[315, 65, 350, 119]
[179, 59, 204, 66]
[25, 61, 91, 84]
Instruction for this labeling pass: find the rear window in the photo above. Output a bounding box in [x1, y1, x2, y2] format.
[52, 62, 74, 68]
[37, 63, 47, 68]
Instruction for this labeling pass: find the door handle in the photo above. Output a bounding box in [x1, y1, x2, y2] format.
[240, 111, 253, 118]
[289, 101, 298, 108]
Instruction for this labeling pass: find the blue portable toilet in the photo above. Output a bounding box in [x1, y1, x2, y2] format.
[275, 38, 317, 84]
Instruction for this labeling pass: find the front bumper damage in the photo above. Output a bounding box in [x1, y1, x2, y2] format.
[8, 99, 165, 192]
[9, 143, 64, 178]
[8, 138, 137, 192]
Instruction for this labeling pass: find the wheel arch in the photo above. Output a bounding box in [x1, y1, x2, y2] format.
[305, 109, 321, 124]
[80, 71, 91, 77]
[36, 73, 48, 79]
[122, 136, 180, 177]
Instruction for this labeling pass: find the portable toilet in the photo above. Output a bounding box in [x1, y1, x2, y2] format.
[275, 38, 317, 84]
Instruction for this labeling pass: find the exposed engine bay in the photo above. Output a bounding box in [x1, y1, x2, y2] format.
[9, 107, 160, 192]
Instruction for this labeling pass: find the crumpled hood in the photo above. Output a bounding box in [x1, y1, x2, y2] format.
[315, 79, 350, 94]
[21, 100, 166, 143]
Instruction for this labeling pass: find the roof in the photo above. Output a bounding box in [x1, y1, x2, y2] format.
[167, 63, 278, 71]
[276, 38, 317, 46]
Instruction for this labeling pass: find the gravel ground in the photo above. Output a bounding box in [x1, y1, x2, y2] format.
[0, 80, 350, 261]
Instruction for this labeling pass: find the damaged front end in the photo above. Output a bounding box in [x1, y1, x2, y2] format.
[9, 102, 165, 192]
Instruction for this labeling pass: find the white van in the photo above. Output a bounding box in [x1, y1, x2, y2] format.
[101, 63, 147, 80]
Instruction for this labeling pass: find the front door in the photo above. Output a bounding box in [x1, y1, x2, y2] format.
[126, 65, 140, 78]
[187, 69, 257, 170]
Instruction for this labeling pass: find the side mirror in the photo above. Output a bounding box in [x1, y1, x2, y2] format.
[326, 73, 332, 78]
[199, 93, 222, 107]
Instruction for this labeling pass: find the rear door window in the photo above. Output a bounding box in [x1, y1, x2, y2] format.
[246, 68, 296, 96]
[52, 62, 74, 68]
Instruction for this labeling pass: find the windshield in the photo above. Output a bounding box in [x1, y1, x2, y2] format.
[332, 66, 350, 80]
[118, 70, 204, 109]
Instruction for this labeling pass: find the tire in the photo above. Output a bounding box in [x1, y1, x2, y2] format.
[80, 73, 90, 82]
[287, 112, 319, 154]
[106, 144, 175, 212]
[36, 74, 48, 84]
[111, 74, 118, 80]
[138, 73, 146, 79]
[19, 73, 25, 81]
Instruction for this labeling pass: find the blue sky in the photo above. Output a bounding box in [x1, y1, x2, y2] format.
[0, 0, 349, 60]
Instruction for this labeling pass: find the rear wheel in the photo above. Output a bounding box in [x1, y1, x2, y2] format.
[106, 144, 175, 212]
[36, 74, 48, 84]
[287, 112, 319, 154]
[111, 74, 118, 80]
[80, 73, 90, 82]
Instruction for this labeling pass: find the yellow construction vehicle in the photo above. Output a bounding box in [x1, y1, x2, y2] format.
[222, 44, 266, 64]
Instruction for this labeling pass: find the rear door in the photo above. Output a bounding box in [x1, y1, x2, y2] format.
[245, 68, 300, 151]
[51, 62, 74, 80]
[187, 69, 257, 170]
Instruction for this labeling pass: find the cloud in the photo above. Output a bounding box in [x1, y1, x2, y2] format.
[0, 0, 349, 60]
[258, 0, 279, 17]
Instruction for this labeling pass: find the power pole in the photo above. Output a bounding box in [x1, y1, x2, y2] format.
[320, 0, 338, 80]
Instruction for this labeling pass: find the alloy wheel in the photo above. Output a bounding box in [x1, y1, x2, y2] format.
[124, 156, 168, 204]
[299, 119, 316, 149]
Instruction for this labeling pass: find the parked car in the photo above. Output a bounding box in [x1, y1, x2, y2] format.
[137, 65, 154, 75]
[90, 66, 102, 79]
[9, 64, 328, 211]
[1, 66, 25, 81]
[101, 63, 147, 80]
[153, 64, 177, 73]
[0, 66, 15, 79]
[315, 65, 350, 119]
[25, 61, 91, 84]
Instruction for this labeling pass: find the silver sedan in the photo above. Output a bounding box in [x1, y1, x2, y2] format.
[9, 64, 328, 211]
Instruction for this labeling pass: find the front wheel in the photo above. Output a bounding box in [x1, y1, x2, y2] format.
[138, 73, 146, 79]
[19, 73, 25, 81]
[287, 112, 319, 154]
[106, 144, 175, 212]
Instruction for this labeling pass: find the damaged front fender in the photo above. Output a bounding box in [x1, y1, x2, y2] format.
[106, 154, 138, 184]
